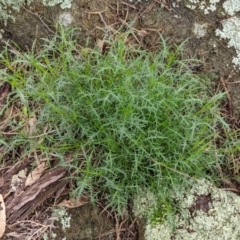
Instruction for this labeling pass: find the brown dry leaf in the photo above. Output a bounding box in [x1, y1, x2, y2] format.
[25, 162, 46, 187]
[6, 232, 23, 238]
[58, 196, 88, 208]
[137, 29, 148, 38]
[12, 168, 66, 212]
[0, 194, 6, 238]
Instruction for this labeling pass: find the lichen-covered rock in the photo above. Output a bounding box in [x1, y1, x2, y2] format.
[223, 0, 240, 16]
[144, 179, 240, 240]
[216, 17, 240, 67]
[0, 0, 28, 24]
[0, 0, 72, 24]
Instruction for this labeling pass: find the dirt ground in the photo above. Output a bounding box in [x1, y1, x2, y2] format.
[1, 0, 240, 239]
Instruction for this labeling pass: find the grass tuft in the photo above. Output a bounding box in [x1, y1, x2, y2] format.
[0, 26, 225, 215]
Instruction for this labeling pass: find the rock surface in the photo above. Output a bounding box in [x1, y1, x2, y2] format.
[144, 179, 240, 240]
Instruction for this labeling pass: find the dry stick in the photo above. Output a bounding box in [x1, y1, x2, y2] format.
[9, 220, 50, 240]
[115, 215, 129, 240]
[31, 227, 49, 240]
[103, 0, 155, 41]
[118, 19, 141, 44]
[227, 81, 240, 84]
[0, 104, 14, 128]
[98, 12, 109, 29]
[115, 214, 121, 240]
[96, 202, 129, 239]
[212, 108, 239, 192]
[89, 1, 160, 47]
[123, 4, 129, 23]
[220, 77, 233, 112]
[97, 201, 114, 219]
[118, 2, 164, 43]
[95, 228, 126, 239]
[154, 0, 176, 12]
[120, 0, 138, 10]
[129, 216, 138, 230]
[95, 218, 128, 240]
[27, 130, 55, 139]
[137, 1, 159, 18]
[151, 158, 199, 181]
[21, 6, 55, 34]
[0, 39, 22, 55]
[85, 10, 117, 37]
[10, 220, 48, 228]
[86, 11, 110, 30]
[219, 75, 240, 189]
[233, 157, 240, 175]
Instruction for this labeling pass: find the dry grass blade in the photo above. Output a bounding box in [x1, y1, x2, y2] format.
[0, 82, 10, 107]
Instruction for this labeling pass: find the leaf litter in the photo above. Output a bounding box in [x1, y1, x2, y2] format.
[25, 162, 46, 187]
[0, 156, 71, 239]
[57, 196, 89, 208]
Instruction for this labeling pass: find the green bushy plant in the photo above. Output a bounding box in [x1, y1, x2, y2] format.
[0, 26, 225, 214]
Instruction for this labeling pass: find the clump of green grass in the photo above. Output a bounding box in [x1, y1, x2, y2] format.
[0, 26, 225, 214]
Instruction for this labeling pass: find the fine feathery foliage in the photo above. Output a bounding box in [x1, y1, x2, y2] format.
[0, 27, 225, 214]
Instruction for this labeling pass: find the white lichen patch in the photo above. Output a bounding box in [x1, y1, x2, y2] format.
[144, 179, 240, 240]
[133, 189, 156, 217]
[52, 207, 71, 231]
[0, 0, 30, 24]
[42, 0, 72, 9]
[216, 17, 240, 68]
[186, 0, 220, 14]
[223, 0, 240, 16]
[0, 0, 72, 24]
[186, 0, 240, 16]
[193, 23, 208, 38]
[11, 169, 27, 192]
[58, 12, 73, 26]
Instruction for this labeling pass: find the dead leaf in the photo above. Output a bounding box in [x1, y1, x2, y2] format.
[58, 196, 88, 208]
[6, 232, 23, 238]
[137, 29, 148, 38]
[11, 167, 66, 212]
[25, 162, 46, 187]
[7, 178, 68, 223]
[0, 194, 6, 238]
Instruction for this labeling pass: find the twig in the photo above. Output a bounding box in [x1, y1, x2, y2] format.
[22, 6, 55, 34]
[220, 77, 236, 124]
